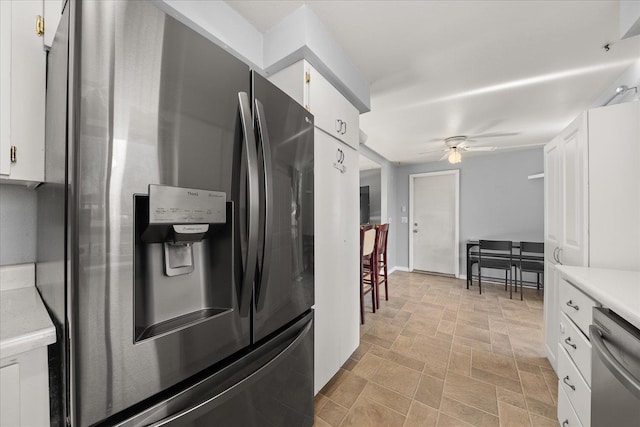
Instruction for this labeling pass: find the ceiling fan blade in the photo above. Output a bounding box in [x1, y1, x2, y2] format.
[427, 137, 445, 142]
[467, 132, 519, 140]
[463, 146, 496, 152]
[439, 151, 450, 161]
[419, 148, 447, 155]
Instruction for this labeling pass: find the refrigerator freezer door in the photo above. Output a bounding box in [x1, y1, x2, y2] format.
[252, 73, 315, 342]
[113, 312, 314, 427]
[68, 2, 252, 424]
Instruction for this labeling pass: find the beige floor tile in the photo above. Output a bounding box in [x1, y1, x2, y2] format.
[405, 400, 439, 427]
[440, 396, 500, 427]
[371, 360, 421, 397]
[525, 396, 557, 420]
[471, 367, 523, 394]
[444, 372, 499, 416]
[315, 415, 332, 426]
[320, 369, 349, 396]
[317, 399, 348, 426]
[360, 382, 412, 415]
[471, 348, 519, 380]
[414, 374, 445, 409]
[340, 396, 405, 427]
[520, 371, 554, 405]
[351, 353, 384, 380]
[498, 401, 532, 427]
[437, 412, 475, 426]
[448, 351, 471, 376]
[456, 322, 492, 344]
[327, 371, 368, 409]
[530, 413, 559, 427]
[315, 393, 329, 414]
[496, 387, 527, 410]
[317, 272, 555, 427]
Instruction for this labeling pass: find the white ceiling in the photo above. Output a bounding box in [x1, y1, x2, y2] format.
[227, 1, 640, 164]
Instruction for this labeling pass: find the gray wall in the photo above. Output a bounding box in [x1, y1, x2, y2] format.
[0, 184, 38, 266]
[394, 147, 544, 276]
[359, 144, 398, 268]
[360, 168, 382, 223]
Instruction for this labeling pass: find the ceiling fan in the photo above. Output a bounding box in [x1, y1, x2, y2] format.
[424, 136, 498, 164]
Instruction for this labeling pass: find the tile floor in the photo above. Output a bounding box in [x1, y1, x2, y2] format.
[314, 271, 558, 427]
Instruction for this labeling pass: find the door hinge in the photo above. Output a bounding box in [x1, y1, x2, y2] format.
[305, 72, 310, 83]
[10, 146, 16, 163]
[36, 15, 45, 36]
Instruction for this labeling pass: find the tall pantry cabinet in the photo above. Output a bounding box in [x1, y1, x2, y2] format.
[269, 60, 361, 394]
[543, 101, 640, 370]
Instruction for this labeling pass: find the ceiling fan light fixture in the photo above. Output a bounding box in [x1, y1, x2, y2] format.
[448, 149, 462, 164]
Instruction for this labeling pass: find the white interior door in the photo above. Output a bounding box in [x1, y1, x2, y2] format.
[410, 171, 459, 276]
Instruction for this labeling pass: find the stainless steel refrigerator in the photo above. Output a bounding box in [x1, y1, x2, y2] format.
[36, 1, 315, 425]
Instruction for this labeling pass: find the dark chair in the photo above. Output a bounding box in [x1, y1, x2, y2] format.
[360, 226, 377, 324]
[478, 240, 515, 298]
[518, 242, 544, 300]
[373, 224, 389, 308]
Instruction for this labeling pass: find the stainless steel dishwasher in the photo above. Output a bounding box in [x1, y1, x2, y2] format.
[590, 307, 640, 427]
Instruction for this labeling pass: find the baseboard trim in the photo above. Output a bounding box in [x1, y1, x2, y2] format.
[389, 266, 410, 274]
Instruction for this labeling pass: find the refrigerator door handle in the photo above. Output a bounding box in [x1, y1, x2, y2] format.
[148, 318, 313, 426]
[238, 92, 259, 317]
[254, 98, 274, 312]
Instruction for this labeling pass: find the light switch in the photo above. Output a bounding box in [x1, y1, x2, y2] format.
[401, 217, 408, 223]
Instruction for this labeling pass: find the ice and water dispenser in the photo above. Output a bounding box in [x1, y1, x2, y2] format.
[134, 184, 234, 342]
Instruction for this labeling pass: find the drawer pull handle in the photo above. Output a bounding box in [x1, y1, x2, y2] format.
[562, 421, 569, 427]
[564, 337, 577, 349]
[563, 375, 576, 391]
[566, 300, 579, 311]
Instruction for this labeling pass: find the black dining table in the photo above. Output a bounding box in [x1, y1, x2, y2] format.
[466, 238, 544, 289]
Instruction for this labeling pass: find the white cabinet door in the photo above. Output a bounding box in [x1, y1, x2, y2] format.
[338, 143, 360, 365]
[313, 129, 360, 393]
[0, 0, 13, 176]
[44, 0, 64, 48]
[543, 261, 559, 372]
[313, 129, 342, 393]
[0, 0, 46, 184]
[0, 364, 20, 426]
[558, 113, 588, 267]
[544, 136, 561, 264]
[307, 64, 359, 149]
[588, 102, 640, 271]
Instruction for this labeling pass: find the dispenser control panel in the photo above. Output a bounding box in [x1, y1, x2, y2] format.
[148, 184, 226, 224]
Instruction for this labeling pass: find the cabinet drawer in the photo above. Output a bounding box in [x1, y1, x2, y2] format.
[557, 346, 590, 426]
[557, 383, 583, 427]
[559, 311, 592, 386]
[559, 278, 597, 337]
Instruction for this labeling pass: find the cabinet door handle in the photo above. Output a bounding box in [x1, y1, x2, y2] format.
[336, 119, 343, 133]
[556, 247, 563, 265]
[563, 375, 576, 391]
[566, 300, 579, 311]
[341, 120, 347, 135]
[564, 337, 577, 349]
[562, 421, 569, 427]
[553, 247, 559, 263]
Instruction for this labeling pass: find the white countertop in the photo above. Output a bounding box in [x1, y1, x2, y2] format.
[556, 265, 640, 330]
[0, 264, 56, 360]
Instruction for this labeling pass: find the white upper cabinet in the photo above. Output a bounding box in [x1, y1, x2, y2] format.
[0, 0, 46, 185]
[44, 0, 64, 48]
[269, 60, 360, 149]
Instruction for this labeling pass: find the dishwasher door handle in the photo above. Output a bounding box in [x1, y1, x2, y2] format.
[590, 325, 640, 400]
